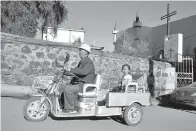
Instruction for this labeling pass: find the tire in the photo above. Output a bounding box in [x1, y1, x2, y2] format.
[123, 103, 143, 126]
[23, 97, 50, 122]
[160, 95, 171, 106]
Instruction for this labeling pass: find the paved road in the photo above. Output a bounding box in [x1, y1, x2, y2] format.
[1, 97, 196, 131]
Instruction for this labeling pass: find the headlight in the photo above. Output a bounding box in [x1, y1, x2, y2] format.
[175, 91, 181, 96]
[190, 92, 196, 96]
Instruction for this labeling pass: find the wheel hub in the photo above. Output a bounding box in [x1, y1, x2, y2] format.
[128, 107, 141, 124]
[27, 101, 47, 119]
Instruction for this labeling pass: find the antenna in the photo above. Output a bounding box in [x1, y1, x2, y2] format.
[114, 21, 117, 31]
[136, 10, 138, 17]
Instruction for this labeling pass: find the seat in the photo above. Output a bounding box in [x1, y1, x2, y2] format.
[79, 74, 102, 96]
[125, 81, 139, 93]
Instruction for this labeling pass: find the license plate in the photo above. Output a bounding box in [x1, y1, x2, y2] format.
[36, 76, 54, 85]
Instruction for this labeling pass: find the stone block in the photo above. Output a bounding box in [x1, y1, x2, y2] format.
[43, 61, 51, 67]
[22, 67, 32, 76]
[48, 53, 56, 60]
[1, 62, 10, 69]
[36, 52, 45, 58]
[1, 54, 5, 61]
[21, 45, 31, 54]
[13, 59, 24, 66]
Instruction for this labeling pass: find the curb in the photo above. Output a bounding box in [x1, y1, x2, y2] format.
[1, 84, 37, 98]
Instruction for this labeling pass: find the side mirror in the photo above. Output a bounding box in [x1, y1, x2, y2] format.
[55, 54, 70, 67]
[64, 53, 70, 64]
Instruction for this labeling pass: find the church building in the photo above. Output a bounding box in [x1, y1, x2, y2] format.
[113, 14, 196, 60]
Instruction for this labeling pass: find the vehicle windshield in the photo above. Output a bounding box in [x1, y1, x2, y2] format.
[187, 82, 196, 88]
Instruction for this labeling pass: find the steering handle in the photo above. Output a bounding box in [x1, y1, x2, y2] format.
[63, 70, 75, 76]
[63, 70, 87, 83]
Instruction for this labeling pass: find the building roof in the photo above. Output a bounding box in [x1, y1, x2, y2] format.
[47, 27, 86, 33]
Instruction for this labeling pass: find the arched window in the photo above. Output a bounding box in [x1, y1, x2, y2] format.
[158, 50, 164, 60]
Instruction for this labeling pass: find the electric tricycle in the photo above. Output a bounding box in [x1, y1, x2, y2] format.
[23, 54, 150, 126]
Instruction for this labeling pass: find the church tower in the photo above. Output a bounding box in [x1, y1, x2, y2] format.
[133, 12, 142, 40]
[133, 11, 142, 28]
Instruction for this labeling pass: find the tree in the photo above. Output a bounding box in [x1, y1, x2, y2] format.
[1, 1, 39, 37]
[120, 30, 136, 56]
[118, 30, 152, 58]
[1, 1, 68, 38]
[35, 1, 68, 38]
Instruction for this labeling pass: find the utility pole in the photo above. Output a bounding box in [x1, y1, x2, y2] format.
[161, 4, 177, 35]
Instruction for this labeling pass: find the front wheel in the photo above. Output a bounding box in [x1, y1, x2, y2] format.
[123, 103, 143, 126]
[23, 97, 50, 122]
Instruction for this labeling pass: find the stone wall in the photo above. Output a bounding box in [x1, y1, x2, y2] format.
[1, 33, 173, 97]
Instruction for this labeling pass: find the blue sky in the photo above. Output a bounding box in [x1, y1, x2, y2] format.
[61, 1, 196, 52]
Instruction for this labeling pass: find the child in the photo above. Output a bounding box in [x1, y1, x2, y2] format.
[118, 64, 132, 91]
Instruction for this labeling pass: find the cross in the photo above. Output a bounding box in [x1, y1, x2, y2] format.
[161, 4, 177, 35]
[168, 48, 174, 58]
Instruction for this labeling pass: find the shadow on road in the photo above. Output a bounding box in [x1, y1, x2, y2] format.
[49, 114, 109, 121]
[158, 103, 196, 114]
[110, 116, 127, 125]
[49, 114, 127, 125]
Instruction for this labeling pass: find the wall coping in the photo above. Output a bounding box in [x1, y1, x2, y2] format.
[1, 32, 76, 48]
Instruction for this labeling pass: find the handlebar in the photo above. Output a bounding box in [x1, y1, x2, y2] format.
[63, 70, 74, 76]
[57, 69, 87, 84]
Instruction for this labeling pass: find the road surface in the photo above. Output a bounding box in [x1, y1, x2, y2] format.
[1, 97, 196, 131]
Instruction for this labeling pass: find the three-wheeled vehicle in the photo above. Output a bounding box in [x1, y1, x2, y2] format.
[23, 54, 150, 126]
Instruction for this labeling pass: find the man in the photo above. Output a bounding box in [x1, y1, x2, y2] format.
[61, 44, 96, 112]
[147, 71, 155, 106]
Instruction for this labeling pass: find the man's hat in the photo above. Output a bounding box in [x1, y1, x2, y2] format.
[79, 44, 91, 53]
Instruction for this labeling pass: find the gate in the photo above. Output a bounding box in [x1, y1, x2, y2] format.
[171, 56, 194, 88]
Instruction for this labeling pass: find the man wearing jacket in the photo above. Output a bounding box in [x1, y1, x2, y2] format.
[62, 44, 96, 112]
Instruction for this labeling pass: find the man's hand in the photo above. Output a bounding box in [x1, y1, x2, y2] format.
[64, 64, 71, 71]
[56, 59, 64, 67]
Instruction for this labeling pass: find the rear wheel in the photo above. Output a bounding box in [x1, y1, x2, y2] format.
[123, 103, 143, 126]
[23, 97, 50, 122]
